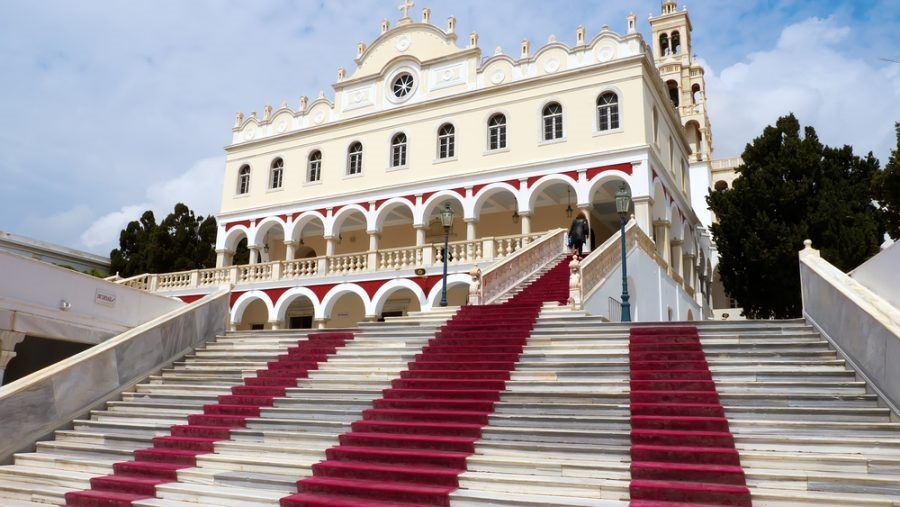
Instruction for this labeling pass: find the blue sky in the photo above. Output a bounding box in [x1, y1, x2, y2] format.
[1, 0, 898, 256]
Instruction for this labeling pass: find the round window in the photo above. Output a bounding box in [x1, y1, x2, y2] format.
[392, 72, 415, 98]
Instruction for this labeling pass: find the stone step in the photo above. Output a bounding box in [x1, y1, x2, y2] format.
[154, 480, 285, 507]
[0, 464, 95, 490]
[0, 477, 71, 506]
[450, 488, 628, 507]
[34, 440, 138, 460]
[54, 430, 154, 448]
[175, 467, 297, 492]
[457, 469, 629, 500]
[72, 419, 175, 436]
[747, 485, 899, 506]
[12, 451, 116, 475]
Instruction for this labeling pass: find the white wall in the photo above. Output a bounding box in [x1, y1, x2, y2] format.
[850, 241, 900, 309]
[0, 250, 183, 344]
[584, 247, 699, 322]
[0, 289, 229, 463]
[800, 245, 900, 413]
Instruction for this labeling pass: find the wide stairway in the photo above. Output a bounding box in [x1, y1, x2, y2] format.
[1, 256, 900, 505]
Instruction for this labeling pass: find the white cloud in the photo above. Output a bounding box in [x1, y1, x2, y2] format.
[79, 156, 224, 254]
[80, 205, 148, 250]
[705, 16, 900, 160]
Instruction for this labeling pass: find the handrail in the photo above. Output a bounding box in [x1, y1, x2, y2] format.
[120, 231, 553, 293]
[580, 220, 637, 302]
[580, 220, 691, 303]
[481, 229, 566, 304]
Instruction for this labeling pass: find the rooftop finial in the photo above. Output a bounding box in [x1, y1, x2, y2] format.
[398, 0, 414, 19]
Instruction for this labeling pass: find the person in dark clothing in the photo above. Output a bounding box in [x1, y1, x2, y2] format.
[568, 215, 589, 257]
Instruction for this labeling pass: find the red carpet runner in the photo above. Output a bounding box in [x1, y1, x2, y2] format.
[628, 326, 752, 507]
[63, 331, 354, 507]
[279, 258, 570, 507]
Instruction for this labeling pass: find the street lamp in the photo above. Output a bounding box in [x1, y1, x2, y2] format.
[439, 202, 455, 307]
[615, 184, 632, 322]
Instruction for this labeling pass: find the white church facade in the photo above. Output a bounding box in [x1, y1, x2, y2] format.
[123, 1, 721, 329]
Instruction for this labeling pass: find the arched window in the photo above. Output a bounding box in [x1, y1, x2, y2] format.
[307, 150, 322, 182]
[671, 31, 681, 54]
[437, 123, 455, 159]
[488, 113, 507, 150]
[691, 83, 701, 105]
[542, 102, 563, 141]
[237, 165, 250, 194]
[667, 80, 680, 107]
[659, 33, 670, 56]
[391, 133, 407, 167]
[347, 142, 363, 175]
[597, 92, 619, 131]
[269, 158, 284, 189]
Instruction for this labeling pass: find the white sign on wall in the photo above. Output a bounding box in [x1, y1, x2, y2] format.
[94, 288, 117, 307]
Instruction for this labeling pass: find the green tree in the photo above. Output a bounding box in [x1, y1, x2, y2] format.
[707, 114, 882, 319]
[872, 123, 900, 239]
[110, 203, 217, 277]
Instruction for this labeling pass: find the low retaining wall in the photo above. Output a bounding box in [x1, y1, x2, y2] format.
[0, 289, 230, 463]
[799, 242, 900, 414]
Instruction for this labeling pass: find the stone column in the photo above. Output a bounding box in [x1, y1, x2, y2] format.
[670, 240, 684, 278]
[465, 219, 477, 241]
[414, 225, 426, 246]
[268, 320, 282, 330]
[314, 318, 328, 329]
[653, 220, 671, 269]
[0, 331, 25, 385]
[325, 236, 336, 256]
[632, 197, 652, 237]
[248, 245, 260, 265]
[215, 248, 228, 268]
[368, 231, 380, 251]
[579, 206, 592, 253]
[519, 211, 532, 235]
[684, 253, 696, 291]
[284, 240, 296, 261]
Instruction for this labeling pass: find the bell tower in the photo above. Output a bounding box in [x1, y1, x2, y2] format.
[649, 1, 712, 162]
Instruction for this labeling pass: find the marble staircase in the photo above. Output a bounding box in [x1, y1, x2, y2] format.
[0, 313, 449, 507]
[2, 255, 900, 505]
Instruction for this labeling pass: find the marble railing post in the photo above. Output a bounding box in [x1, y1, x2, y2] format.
[268, 320, 282, 330]
[325, 236, 336, 257]
[314, 318, 328, 329]
[0, 330, 25, 385]
[249, 245, 260, 265]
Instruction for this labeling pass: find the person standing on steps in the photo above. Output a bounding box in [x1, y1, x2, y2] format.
[568, 214, 589, 258]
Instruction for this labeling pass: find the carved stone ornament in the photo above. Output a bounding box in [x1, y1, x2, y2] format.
[396, 35, 411, 51]
[468, 265, 482, 305]
[491, 70, 505, 84]
[244, 125, 256, 140]
[314, 111, 325, 124]
[544, 58, 560, 73]
[276, 120, 287, 133]
[567, 256, 583, 310]
[596, 45, 616, 62]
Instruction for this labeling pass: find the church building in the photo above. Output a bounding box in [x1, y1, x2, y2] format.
[128, 1, 718, 329]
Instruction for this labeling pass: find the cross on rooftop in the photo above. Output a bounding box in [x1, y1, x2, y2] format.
[398, 0, 414, 18]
